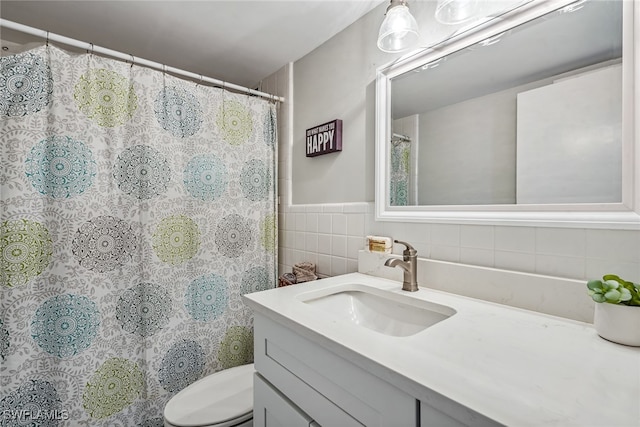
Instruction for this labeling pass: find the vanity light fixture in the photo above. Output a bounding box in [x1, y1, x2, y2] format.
[435, 0, 479, 25]
[477, 31, 508, 47]
[421, 57, 446, 70]
[377, 0, 420, 53]
[561, 0, 586, 13]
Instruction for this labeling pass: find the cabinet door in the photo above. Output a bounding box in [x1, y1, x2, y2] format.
[254, 373, 314, 427]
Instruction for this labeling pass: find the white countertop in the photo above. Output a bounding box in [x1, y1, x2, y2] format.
[244, 272, 640, 427]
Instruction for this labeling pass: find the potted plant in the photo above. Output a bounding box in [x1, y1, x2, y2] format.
[587, 274, 640, 346]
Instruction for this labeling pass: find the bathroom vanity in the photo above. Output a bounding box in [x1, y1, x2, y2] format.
[244, 272, 640, 427]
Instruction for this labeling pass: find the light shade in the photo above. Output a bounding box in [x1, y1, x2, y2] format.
[377, 1, 420, 53]
[435, 0, 479, 25]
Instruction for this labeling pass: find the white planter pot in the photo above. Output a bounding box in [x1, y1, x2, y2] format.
[594, 303, 640, 346]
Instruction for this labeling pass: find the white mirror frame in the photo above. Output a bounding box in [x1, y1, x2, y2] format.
[375, 0, 640, 229]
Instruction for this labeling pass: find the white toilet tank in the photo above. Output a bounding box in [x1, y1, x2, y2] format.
[164, 363, 254, 427]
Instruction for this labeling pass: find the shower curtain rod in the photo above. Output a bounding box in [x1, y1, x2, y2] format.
[0, 19, 285, 103]
[392, 132, 411, 142]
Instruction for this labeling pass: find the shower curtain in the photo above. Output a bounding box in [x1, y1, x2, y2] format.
[0, 44, 277, 426]
[390, 139, 410, 206]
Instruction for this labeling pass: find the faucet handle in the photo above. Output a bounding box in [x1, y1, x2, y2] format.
[394, 240, 416, 255]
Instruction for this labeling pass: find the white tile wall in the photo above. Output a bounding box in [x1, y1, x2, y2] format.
[278, 203, 371, 277]
[263, 63, 640, 284]
[278, 209, 640, 281]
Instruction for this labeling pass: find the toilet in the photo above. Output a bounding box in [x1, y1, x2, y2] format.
[164, 363, 255, 427]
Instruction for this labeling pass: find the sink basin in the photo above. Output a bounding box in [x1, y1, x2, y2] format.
[299, 284, 455, 337]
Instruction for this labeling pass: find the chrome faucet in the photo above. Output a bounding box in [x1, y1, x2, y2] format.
[384, 240, 418, 292]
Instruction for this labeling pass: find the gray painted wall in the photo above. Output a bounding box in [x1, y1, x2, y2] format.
[291, 0, 529, 204]
[292, 2, 391, 204]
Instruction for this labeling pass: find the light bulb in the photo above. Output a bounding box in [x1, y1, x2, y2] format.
[377, 2, 420, 53]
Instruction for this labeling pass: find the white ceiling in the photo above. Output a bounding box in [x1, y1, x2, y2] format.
[0, 0, 386, 90]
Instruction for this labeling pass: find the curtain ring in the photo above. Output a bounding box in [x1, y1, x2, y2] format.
[87, 42, 94, 55]
[129, 54, 135, 68]
[46, 31, 50, 47]
[197, 74, 203, 88]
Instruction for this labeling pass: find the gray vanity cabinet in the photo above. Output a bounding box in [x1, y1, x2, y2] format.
[253, 314, 417, 427]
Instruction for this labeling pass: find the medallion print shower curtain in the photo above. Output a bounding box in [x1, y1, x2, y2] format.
[0, 44, 277, 426]
[390, 140, 410, 206]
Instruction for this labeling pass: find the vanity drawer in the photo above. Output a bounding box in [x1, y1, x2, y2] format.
[254, 314, 417, 427]
[254, 373, 315, 427]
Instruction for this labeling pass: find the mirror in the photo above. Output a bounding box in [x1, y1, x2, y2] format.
[375, 0, 640, 228]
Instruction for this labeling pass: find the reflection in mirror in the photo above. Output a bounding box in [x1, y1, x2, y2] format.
[389, 0, 622, 206]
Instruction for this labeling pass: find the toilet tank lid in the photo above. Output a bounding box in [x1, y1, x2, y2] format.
[164, 363, 255, 427]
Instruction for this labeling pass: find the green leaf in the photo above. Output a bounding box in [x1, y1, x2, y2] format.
[604, 289, 621, 303]
[591, 293, 606, 303]
[619, 287, 632, 301]
[603, 274, 622, 282]
[587, 280, 603, 291]
[604, 279, 620, 290]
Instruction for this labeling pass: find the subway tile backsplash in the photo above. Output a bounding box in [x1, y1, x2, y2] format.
[278, 204, 640, 282]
